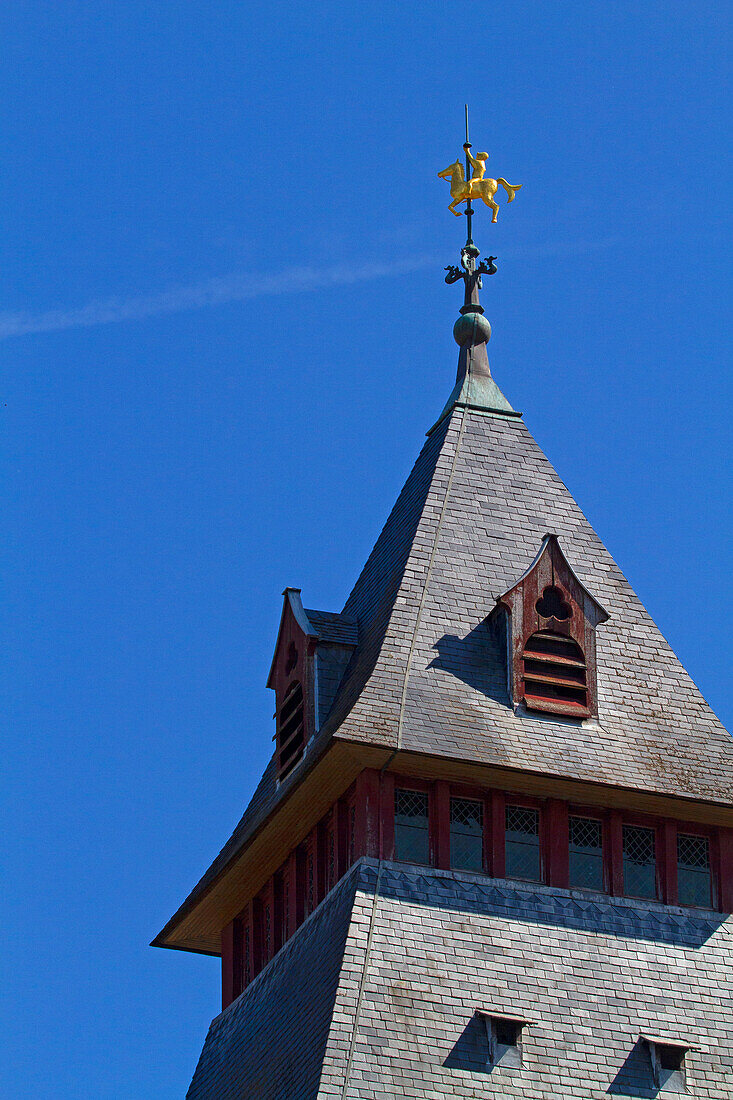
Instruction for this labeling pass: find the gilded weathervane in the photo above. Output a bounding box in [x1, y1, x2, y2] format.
[438, 108, 522, 224]
[440, 107, 523, 346]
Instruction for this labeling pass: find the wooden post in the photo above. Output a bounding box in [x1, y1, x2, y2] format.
[490, 790, 506, 879]
[719, 828, 733, 912]
[335, 798, 347, 878]
[661, 820, 678, 905]
[285, 851, 298, 935]
[220, 918, 241, 1011]
[380, 771, 395, 860]
[355, 769, 381, 859]
[609, 810, 624, 896]
[295, 844, 306, 927]
[546, 799, 569, 888]
[316, 819, 327, 904]
[434, 780, 451, 869]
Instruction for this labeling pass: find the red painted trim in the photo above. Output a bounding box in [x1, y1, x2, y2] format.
[284, 852, 297, 937]
[434, 780, 451, 869]
[316, 818, 327, 904]
[490, 790, 506, 879]
[546, 799, 569, 888]
[719, 828, 733, 913]
[609, 810, 624, 896]
[273, 871, 284, 951]
[336, 798, 349, 877]
[251, 896, 264, 976]
[380, 771, 395, 860]
[295, 844, 306, 928]
[355, 769, 381, 859]
[221, 919, 241, 1010]
[661, 820, 678, 906]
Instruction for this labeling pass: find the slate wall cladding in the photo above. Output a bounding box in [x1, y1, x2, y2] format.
[186, 868, 359, 1100]
[318, 860, 733, 1099]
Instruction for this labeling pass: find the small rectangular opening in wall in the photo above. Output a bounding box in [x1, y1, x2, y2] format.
[476, 1011, 533, 1070]
[641, 1035, 696, 1094]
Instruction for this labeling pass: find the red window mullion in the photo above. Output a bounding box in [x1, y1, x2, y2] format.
[380, 771, 395, 861]
[336, 797, 349, 877]
[661, 820, 678, 905]
[546, 799, 569, 888]
[295, 843, 307, 928]
[434, 780, 450, 869]
[251, 896, 264, 976]
[490, 790, 506, 879]
[354, 769, 381, 860]
[608, 810, 624, 896]
[717, 827, 733, 912]
[316, 819, 327, 905]
[221, 917, 243, 1010]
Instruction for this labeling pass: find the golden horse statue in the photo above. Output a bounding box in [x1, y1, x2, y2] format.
[438, 150, 522, 222]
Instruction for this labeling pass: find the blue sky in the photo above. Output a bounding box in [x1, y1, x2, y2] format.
[2, 3, 731, 1096]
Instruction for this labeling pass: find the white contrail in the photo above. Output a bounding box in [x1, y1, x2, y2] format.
[0, 256, 436, 340]
[0, 237, 619, 341]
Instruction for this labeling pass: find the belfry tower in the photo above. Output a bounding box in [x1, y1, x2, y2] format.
[154, 123, 733, 1098]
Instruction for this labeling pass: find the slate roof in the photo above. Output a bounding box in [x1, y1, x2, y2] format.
[304, 608, 358, 647]
[327, 405, 733, 801]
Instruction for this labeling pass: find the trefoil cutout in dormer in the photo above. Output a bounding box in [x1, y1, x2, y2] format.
[497, 535, 609, 719]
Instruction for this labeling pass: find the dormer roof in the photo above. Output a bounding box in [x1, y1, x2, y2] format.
[266, 589, 357, 690]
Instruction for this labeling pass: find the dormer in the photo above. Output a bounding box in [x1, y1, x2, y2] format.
[267, 588, 357, 781]
[497, 535, 609, 719]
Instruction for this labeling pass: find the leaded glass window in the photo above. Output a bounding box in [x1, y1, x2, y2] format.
[569, 816, 603, 891]
[505, 805, 541, 881]
[394, 788, 429, 865]
[623, 824, 657, 899]
[450, 797, 483, 872]
[677, 833, 712, 908]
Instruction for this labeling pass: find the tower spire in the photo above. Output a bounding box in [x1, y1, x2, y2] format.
[434, 109, 524, 427]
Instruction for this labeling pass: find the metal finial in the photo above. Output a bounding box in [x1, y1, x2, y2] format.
[464, 104, 474, 246]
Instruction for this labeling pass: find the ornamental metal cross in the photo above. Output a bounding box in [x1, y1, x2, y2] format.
[445, 243, 497, 312]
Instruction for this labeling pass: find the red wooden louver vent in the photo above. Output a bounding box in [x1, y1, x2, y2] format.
[522, 630, 589, 717]
[278, 681, 305, 779]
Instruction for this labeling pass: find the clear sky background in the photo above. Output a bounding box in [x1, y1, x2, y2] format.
[2, 3, 731, 1096]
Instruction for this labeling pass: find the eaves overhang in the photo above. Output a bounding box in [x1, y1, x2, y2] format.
[151, 738, 391, 956]
[152, 738, 733, 958]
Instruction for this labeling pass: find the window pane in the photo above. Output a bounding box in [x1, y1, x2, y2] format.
[569, 816, 603, 891]
[395, 788, 429, 864]
[677, 834, 712, 908]
[450, 798, 483, 871]
[623, 825, 657, 899]
[505, 805, 541, 881]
